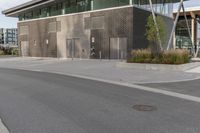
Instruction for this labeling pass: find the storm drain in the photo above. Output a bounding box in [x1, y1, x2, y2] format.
[132, 105, 157, 112]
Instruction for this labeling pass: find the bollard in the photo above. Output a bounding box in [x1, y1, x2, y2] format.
[99, 51, 102, 61]
[121, 51, 123, 61]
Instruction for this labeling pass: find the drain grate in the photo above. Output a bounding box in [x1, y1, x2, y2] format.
[132, 105, 157, 112]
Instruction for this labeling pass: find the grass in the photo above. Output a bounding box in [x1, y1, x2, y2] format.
[128, 49, 190, 65]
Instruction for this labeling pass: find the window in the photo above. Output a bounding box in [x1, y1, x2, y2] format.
[25, 12, 33, 20]
[49, 3, 62, 16]
[41, 7, 49, 17]
[93, 0, 129, 10]
[33, 9, 41, 19]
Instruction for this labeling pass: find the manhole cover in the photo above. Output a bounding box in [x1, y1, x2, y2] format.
[132, 105, 157, 112]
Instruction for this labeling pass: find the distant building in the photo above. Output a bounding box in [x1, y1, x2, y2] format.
[173, 6, 200, 51]
[0, 28, 18, 45]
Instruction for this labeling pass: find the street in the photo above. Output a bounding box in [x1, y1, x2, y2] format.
[0, 68, 200, 133]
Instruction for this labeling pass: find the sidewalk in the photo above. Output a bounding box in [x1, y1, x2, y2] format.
[0, 57, 200, 84]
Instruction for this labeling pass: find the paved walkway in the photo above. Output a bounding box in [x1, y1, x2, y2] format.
[187, 66, 200, 73]
[0, 57, 200, 84]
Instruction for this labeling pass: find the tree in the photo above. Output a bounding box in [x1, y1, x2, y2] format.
[145, 15, 167, 53]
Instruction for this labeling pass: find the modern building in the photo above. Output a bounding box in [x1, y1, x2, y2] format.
[0, 28, 18, 45]
[2, 0, 182, 59]
[174, 6, 200, 53]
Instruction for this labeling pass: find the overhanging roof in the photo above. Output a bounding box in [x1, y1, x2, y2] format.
[174, 6, 200, 13]
[2, 0, 187, 17]
[2, 0, 56, 17]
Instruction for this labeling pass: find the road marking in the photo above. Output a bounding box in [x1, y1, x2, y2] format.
[0, 119, 9, 133]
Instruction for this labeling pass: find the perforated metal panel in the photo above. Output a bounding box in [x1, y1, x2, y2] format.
[84, 17, 91, 29]
[48, 22, 57, 33]
[56, 21, 61, 32]
[91, 16, 104, 29]
[19, 26, 29, 35]
[90, 7, 132, 59]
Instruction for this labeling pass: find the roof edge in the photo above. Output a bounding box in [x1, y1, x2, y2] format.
[2, 0, 53, 15]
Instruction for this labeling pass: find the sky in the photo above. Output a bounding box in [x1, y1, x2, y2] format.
[0, 0, 30, 28]
[0, 0, 199, 28]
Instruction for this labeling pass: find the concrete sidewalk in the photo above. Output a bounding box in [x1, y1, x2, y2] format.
[0, 57, 200, 84]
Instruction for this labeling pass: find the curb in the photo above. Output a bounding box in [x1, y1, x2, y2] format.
[116, 62, 200, 72]
[0, 119, 9, 133]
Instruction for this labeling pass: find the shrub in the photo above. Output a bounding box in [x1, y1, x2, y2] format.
[129, 49, 189, 64]
[11, 48, 19, 55]
[162, 49, 189, 64]
[130, 49, 152, 63]
[0, 50, 4, 55]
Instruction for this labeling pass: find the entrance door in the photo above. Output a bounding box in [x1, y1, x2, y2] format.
[67, 38, 81, 58]
[110, 37, 127, 59]
[21, 41, 29, 57]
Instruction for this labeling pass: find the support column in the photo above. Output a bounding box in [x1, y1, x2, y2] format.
[190, 12, 195, 43]
[129, 0, 132, 5]
[91, 0, 94, 10]
[182, 5, 195, 56]
[191, 18, 195, 44]
[62, 2, 65, 15]
[173, 32, 176, 50]
[167, 0, 184, 50]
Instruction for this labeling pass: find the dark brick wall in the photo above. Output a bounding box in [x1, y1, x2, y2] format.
[90, 7, 133, 59]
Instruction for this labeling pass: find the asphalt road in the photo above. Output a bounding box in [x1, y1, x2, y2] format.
[142, 79, 200, 97]
[0, 68, 200, 133]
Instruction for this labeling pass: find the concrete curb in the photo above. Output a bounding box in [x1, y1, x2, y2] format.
[116, 62, 200, 72]
[0, 119, 9, 133]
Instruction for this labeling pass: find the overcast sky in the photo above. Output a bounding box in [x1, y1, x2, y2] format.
[0, 0, 199, 28]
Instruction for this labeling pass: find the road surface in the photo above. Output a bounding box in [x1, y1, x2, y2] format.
[0, 68, 199, 133]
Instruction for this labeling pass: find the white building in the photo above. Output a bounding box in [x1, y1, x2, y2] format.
[0, 28, 18, 45]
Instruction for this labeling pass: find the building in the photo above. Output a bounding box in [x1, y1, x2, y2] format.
[2, 0, 182, 59]
[174, 6, 200, 54]
[0, 28, 18, 45]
